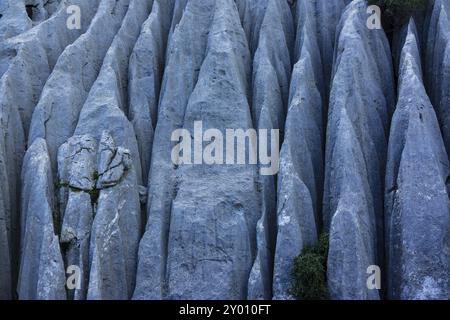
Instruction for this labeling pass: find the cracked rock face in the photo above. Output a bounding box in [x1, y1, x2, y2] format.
[272, 0, 349, 300]
[424, 0, 450, 155]
[0, 0, 448, 300]
[324, 0, 395, 300]
[385, 19, 449, 300]
[58, 131, 141, 300]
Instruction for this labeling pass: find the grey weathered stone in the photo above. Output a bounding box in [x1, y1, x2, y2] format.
[18, 138, 66, 300]
[22, 0, 152, 301]
[164, 0, 258, 300]
[57, 134, 97, 299]
[0, 0, 62, 42]
[324, 0, 395, 300]
[0, 142, 12, 299]
[235, 0, 270, 57]
[57, 134, 97, 223]
[134, 0, 261, 300]
[273, 20, 321, 303]
[74, 0, 151, 186]
[128, 0, 174, 183]
[96, 144, 132, 189]
[385, 19, 450, 300]
[60, 190, 93, 300]
[424, 0, 450, 155]
[293, 0, 349, 96]
[133, 0, 217, 300]
[0, 1, 32, 42]
[69, 0, 150, 299]
[24, 0, 62, 24]
[0, 0, 100, 299]
[65, 136, 98, 192]
[2, 0, 100, 133]
[0, 0, 448, 302]
[272, 0, 347, 300]
[28, 0, 131, 173]
[57, 128, 141, 300]
[248, 0, 293, 300]
[86, 132, 141, 300]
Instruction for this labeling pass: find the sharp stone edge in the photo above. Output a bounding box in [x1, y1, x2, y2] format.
[247, 0, 293, 300]
[69, 0, 153, 300]
[385, 18, 449, 300]
[273, 0, 350, 301]
[0, 0, 101, 300]
[18, 138, 66, 300]
[424, 0, 450, 156]
[0, 0, 32, 42]
[324, 0, 395, 300]
[128, 0, 175, 185]
[0, 0, 448, 300]
[0, 0, 64, 42]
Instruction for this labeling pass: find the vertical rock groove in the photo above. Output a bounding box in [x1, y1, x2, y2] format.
[0, 0, 447, 300]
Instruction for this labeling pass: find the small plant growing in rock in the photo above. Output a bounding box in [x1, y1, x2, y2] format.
[291, 233, 329, 300]
[368, 0, 429, 32]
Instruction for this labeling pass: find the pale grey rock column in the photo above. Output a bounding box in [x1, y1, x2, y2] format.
[164, 0, 258, 300]
[29, 0, 132, 173]
[18, 138, 66, 300]
[248, 0, 293, 300]
[128, 0, 174, 183]
[0, 0, 100, 300]
[272, 0, 347, 300]
[58, 135, 97, 300]
[424, 0, 450, 155]
[235, 0, 269, 57]
[324, 0, 395, 300]
[385, 19, 450, 300]
[70, 0, 151, 299]
[133, 0, 217, 300]
[87, 132, 141, 300]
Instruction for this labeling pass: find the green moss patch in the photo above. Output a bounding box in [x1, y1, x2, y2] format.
[291, 233, 329, 300]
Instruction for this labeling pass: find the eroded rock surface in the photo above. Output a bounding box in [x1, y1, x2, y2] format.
[273, 0, 349, 300]
[18, 138, 66, 300]
[0, 0, 100, 299]
[385, 19, 450, 300]
[324, 0, 395, 300]
[0, 0, 447, 300]
[424, 0, 450, 155]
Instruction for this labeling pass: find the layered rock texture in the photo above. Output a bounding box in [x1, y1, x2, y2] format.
[0, 0, 448, 300]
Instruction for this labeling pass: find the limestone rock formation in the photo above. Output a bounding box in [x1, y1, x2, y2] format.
[29, 0, 132, 173]
[0, 0, 100, 299]
[67, 0, 152, 299]
[0, 0, 32, 42]
[273, 0, 349, 300]
[18, 138, 66, 300]
[133, 0, 218, 300]
[128, 0, 174, 183]
[0, 0, 448, 301]
[385, 19, 450, 300]
[324, 0, 395, 300]
[424, 0, 450, 154]
[248, 0, 293, 300]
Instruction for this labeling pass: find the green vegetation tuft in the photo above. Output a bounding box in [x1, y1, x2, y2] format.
[291, 233, 329, 300]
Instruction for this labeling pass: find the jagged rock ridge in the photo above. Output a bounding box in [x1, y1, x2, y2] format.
[0, 0, 448, 300]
